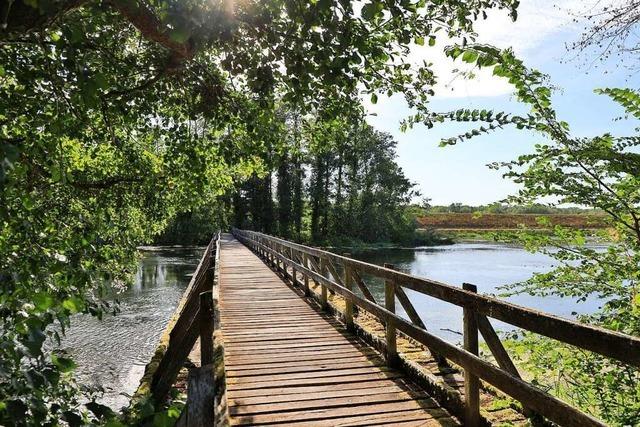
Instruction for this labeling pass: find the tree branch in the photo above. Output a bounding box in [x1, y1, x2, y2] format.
[106, 0, 195, 60]
[1, 0, 195, 61]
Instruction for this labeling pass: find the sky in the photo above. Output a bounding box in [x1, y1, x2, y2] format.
[364, 0, 638, 206]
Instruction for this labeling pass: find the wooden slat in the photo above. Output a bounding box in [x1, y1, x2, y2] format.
[235, 229, 611, 427]
[218, 236, 458, 426]
[237, 230, 640, 368]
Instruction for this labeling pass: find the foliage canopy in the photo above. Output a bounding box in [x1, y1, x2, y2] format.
[0, 0, 518, 424]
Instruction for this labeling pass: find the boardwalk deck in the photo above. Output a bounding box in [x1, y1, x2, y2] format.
[218, 235, 459, 426]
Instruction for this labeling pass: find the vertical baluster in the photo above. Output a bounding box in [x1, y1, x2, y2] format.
[291, 249, 298, 287]
[343, 255, 354, 331]
[384, 263, 398, 366]
[463, 282, 480, 427]
[199, 291, 214, 367]
[303, 253, 310, 296]
[320, 257, 328, 309]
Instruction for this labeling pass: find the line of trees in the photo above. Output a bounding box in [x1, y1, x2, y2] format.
[159, 111, 425, 246]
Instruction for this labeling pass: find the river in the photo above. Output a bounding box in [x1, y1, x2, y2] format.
[62, 242, 601, 411]
[60, 247, 203, 411]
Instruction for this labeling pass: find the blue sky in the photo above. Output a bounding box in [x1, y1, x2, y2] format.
[365, 0, 638, 205]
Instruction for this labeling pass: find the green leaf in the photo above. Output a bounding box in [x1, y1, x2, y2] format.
[415, 36, 424, 46]
[24, 328, 46, 356]
[428, 36, 436, 47]
[361, 2, 378, 20]
[462, 50, 479, 63]
[62, 297, 84, 314]
[51, 354, 76, 373]
[33, 293, 54, 311]
[370, 93, 378, 104]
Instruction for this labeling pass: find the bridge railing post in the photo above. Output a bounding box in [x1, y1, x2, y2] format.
[384, 263, 398, 367]
[463, 282, 480, 427]
[199, 291, 214, 366]
[269, 241, 274, 267]
[343, 255, 354, 331]
[320, 257, 328, 309]
[303, 253, 310, 296]
[291, 249, 298, 287]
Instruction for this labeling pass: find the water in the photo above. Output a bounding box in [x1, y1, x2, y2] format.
[60, 247, 203, 411]
[351, 242, 604, 342]
[63, 242, 603, 411]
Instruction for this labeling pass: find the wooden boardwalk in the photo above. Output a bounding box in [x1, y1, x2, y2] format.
[218, 235, 459, 426]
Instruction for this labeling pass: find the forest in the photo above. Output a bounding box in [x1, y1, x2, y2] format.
[157, 116, 423, 247]
[1, 0, 639, 426]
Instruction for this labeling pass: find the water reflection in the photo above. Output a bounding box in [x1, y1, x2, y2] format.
[61, 247, 203, 411]
[351, 243, 602, 343]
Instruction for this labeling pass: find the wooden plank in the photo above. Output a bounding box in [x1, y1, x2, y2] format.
[385, 263, 398, 367]
[228, 391, 429, 416]
[227, 378, 417, 399]
[236, 230, 640, 368]
[228, 385, 418, 406]
[219, 235, 457, 426]
[237, 231, 608, 427]
[184, 365, 215, 427]
[463, 283, 480, 427]
[351, 269, 378, 304]
[229, 399, 438, 425]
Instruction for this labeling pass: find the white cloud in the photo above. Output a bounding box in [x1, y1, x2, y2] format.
[411, 0, 614, 99]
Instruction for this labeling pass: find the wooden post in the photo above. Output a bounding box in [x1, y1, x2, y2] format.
[463, 283, 480, 427]
[291, 249, 298, 287]
[320, 257, 328, 309]
[343, 254, 354, 331]
[185, 364, 215, 427]
[303, 253, 310, 296]
[199, 292, 214, 367]
[384, 263, 398, 366]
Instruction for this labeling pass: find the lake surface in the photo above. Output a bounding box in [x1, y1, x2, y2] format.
[60, 247, 203, 411]
[63, 242, 602, 411]
[351, 242, 603, 342]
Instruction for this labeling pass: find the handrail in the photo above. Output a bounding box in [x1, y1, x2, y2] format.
[234, 229, 639, 366]
[148, 231, 220, 403]
[232, 228, 639, 427]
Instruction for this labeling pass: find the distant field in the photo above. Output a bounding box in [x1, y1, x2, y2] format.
[417, 213, 608, 230]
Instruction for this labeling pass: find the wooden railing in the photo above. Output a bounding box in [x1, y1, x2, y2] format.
[233, 228, 640, 427]
[148, 231, 220, 407]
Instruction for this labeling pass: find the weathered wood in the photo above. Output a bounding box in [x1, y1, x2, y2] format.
[149, 234, 217, 404]
[394, 285, 426, 329]
[303, 253, 310, 296]
[199, 291, 214, 367]
[478, 315, 519, 378]
[220, 235, 459, 426]
[351, 269, 378, 304]
[477, 313, 534, 418]
[236, 230, 640, 368]
[236, 231, 607, 427]
[320, 257, 328, 309]
[325, 258, 344, 286]
[462, 283, 480, 427]
[343, 256, 354, 331]
[384, 263, 398, 367]
[185, 364, 215, 427]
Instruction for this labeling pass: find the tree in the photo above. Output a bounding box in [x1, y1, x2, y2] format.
[0, 0, 520, 423]
[567, 1, 640, 70]
[424, 45, 640, 425]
